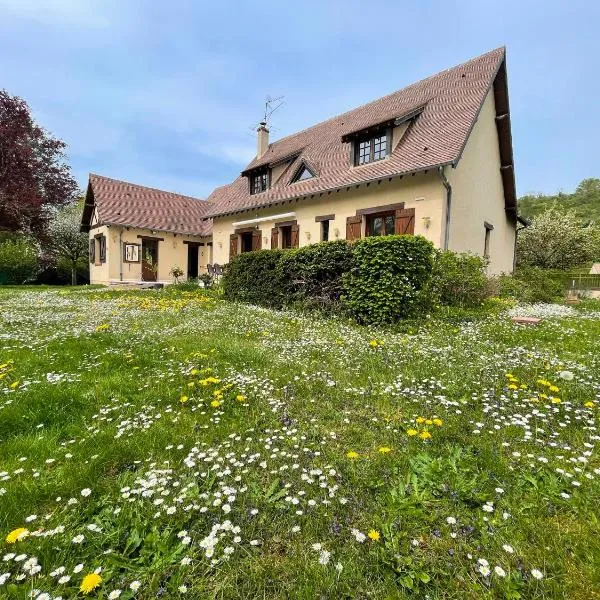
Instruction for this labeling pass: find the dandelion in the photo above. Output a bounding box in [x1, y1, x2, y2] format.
[5, 528, 29, 544]
[378, 446, 392, 454]
[419, 430, 431, 440]
[80, 573, 102, 594]
[407, 428, 418, 436]
[346, 451, 359, 459]
[368, 530, 380, 541]
[432, 418, 443, 426]
[211, 400, 221, 408]
[179, 395, 189, 403]
[236, 395, 246, 402]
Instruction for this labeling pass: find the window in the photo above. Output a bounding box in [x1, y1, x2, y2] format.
[123, 243, 140, 263]
[280, 225, 293, 249]
[366, 212, 395, 237]
[240, 231, 253, 253]
[321, 219, 330, 242]
[92, 235, 106, 264]
[355, 132, 388, 166]
[251, 171, 269, 194]
[291, 165, 315, 183]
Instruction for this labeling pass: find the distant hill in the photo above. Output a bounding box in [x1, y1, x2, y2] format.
[518, 178, 600, 224]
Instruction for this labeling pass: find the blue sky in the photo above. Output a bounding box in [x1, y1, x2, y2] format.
[0, 0, 598, 199]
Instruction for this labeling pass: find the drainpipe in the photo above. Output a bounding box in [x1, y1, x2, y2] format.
[513, 217, 528, 271]
[437, 166, 452, 250]
[118, 228, 123, 282]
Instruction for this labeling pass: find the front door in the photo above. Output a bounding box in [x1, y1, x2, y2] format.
[187, 244, 199, 279]
[141, 239, 159, 282]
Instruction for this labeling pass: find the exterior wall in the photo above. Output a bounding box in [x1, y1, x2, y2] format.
[88, 225, 211, 285]
[211, 171, 446, 265]
[447, 89, 516, 274]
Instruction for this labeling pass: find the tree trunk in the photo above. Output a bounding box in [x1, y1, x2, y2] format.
[71, 264, 77, 286]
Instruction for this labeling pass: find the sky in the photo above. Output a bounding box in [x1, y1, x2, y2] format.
[0, 0, 598, 199]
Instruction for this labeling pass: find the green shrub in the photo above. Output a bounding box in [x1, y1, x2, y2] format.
[0, 237, 39, 284]
[427, 251, 488, 308]
[343, 235, 434, 324]
[496, 266, 564, 303]
[222, 249, 288, 309]
[277, 240, 353, 312]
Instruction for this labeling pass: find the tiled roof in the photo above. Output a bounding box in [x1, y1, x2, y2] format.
[83, 174, 212, 236]
[205, 47, 510, 218]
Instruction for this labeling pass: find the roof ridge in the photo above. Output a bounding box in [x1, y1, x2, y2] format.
[89, 173, 206, 202]
[258, 46, 505, 157]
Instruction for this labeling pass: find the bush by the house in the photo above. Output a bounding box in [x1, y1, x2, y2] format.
[427, 250, 489, 308]
[277, 240, 353, 312]
[222, 249, 288, 308]
[0, 237, 39, 284]
[494, 266, 564, 303]
[344, 235, 434, 324]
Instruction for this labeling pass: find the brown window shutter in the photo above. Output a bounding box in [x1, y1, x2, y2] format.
[271, 227, 279, 249]
[89, 239, 95, 263]
[252, 230, 262, 251]
[346, 215, 362, 240]
[229, 233, 238, 259]
[99, 236, 106, 262]
[290, 223, 299, 248]
[395, 208, 415, 235]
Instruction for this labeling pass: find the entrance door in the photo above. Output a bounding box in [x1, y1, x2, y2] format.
[187, 244, 199, 279]
[141, 239, 159, 282]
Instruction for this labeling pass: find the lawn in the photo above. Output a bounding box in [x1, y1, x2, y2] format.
[0, 287, 599, 599]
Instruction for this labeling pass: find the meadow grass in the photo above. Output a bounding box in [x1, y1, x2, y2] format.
[0, 286, 599, 599]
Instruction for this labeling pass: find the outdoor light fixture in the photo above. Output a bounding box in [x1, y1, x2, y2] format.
[422, 216, 431, 229]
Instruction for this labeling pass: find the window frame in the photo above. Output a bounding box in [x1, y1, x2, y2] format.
[249, 168, 270, 195]
[290, 164, 316, 184]
[365, 210, 396, 237]
[353, 128, 391, 166]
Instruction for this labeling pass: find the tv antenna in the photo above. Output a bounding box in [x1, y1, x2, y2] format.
[248, 95, 285, 134]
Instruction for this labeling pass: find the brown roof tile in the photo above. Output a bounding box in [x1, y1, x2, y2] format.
[84, 174, 212, 236]
[205, 47, 509, 218]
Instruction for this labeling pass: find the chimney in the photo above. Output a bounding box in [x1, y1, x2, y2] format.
[257, 121, 269, 158]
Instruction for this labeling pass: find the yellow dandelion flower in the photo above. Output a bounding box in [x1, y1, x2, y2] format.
[432, 418, 443, 427]
[505, 373, 513, 378]
[584, 401, 595, 408]
[425, 419, 433, 425]
[508, 384, 518, 390]
[5, 527, 29, 543]
[551, 397, 561, 404]
[549, 385, 560, 393]
[9, 381, 19, 389]
[368, 529, 380, 541]
[378, 446, 392, 454]
[419, 430, 432, 440]
[407, 428, 418, 436]
[346, 451, 359, 459]
[210, 400, 221, 408]
[187, 381, 195, 388]
[415, 417, 425, 424]
[236, 395, 246, 402]
[368, 340, 380, 348]
[179, 395, 188, 403]
[190, 369, 199, 376]
[80, 573, 102, 594]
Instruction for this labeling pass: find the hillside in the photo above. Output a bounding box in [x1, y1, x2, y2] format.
[518, 178, 600, 223]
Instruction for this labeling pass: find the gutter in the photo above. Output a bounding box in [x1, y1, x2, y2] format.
[437, 166, 452, 250]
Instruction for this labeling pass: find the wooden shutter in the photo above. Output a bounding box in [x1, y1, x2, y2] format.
[290, 223, 299, 248]
[271, 227, 279, 249]
[395, 208, 415, 235]
[346, 215, 362, 240]
[252, 230, 262, 251]
[89, 239, 95, 263]
[229, 233, 238, 259]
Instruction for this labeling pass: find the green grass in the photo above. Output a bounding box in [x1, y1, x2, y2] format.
[0, 287, 599, 599]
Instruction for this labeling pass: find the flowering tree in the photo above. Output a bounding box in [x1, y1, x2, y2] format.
[47, 202, 88, 285]
[0, 90, 78, 236]
[517, 208, 598, 269]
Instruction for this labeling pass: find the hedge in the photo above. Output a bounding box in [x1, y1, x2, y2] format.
[223, 235, 436, 323]
[344, 235, 434, 323]
[0, 237, 39, 284]
[277, 240, 353, 312]
[222, 249, 288, 308]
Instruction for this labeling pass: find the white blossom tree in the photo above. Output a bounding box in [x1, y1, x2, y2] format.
[517, 208, 598, 269]
[47, 201, 88, 285]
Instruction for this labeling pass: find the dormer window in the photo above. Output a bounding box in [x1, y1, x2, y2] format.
[291, 164, 316, 183]
[250, 169, 269, 195]
[356, 132, 388, 165]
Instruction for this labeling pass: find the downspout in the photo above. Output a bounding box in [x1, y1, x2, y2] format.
[513, 218, 528, 271]
[437, 166, 452, 250]
[119, 228, 123, 282]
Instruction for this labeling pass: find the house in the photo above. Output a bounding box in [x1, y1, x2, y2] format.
[81, 174, 212, 285]
[206, 46, 520, 274]
[83, 46, 521, 284]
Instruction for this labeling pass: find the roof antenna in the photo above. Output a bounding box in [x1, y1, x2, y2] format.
[248, 95, 285, 134]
